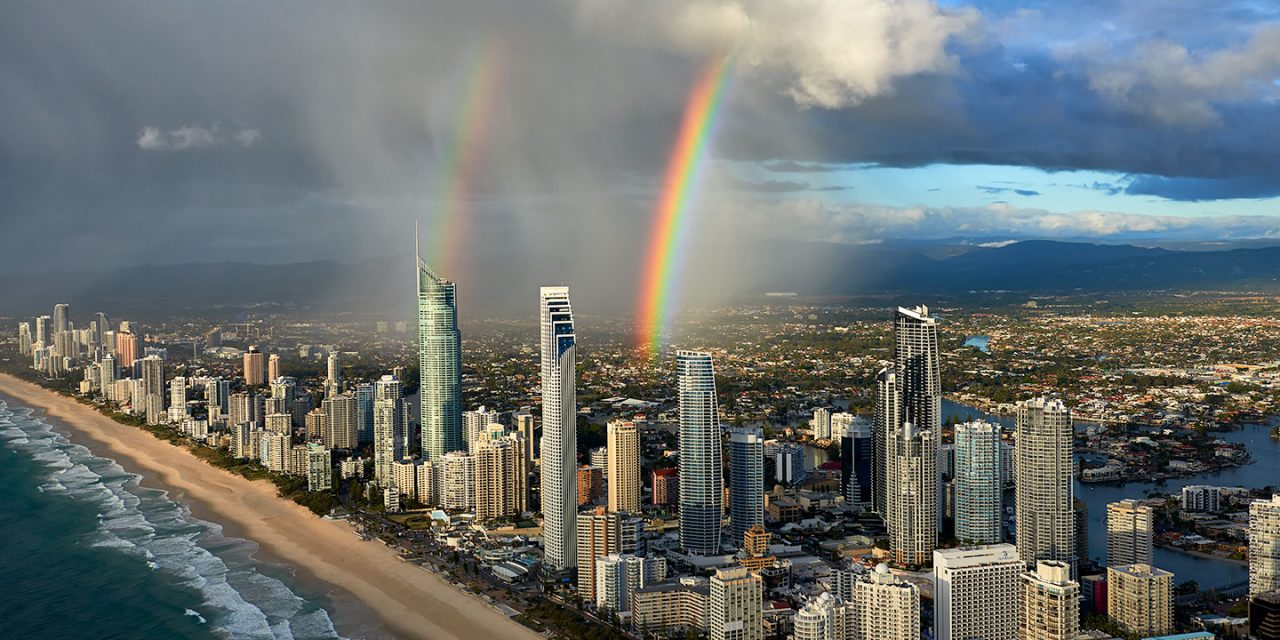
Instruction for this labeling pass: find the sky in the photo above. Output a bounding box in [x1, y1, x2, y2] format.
[4, 0, 1280, 296]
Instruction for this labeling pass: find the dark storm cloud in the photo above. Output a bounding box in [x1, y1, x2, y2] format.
[3, 0, 1280, 303]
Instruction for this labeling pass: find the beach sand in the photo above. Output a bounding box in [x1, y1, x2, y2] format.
[0, 373, 540, 640]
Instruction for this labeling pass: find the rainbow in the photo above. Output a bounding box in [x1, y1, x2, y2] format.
[425, 38, 505, 276]
[634, 56, 735, 356]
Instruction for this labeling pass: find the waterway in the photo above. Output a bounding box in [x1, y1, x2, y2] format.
[962, 336, 991, 353]
[942, 399, 1280, 588]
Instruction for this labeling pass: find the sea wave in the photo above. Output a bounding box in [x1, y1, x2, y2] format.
[0, 400, 346, 640]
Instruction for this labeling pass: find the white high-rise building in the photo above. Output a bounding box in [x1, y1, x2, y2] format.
[540, 286, 577, 571]
[304, 444, 332, 492]
[954, 420, 1003, 545]
[709, 566, 762, 640]
[168, 376, 189, 422]
[853, 564, 920, 640]
[1250, 495, 1280, 597]
[873, 367, 898, 517]
[607, 420, 641, 514]
[1015, 397, 1076, 573]
[793, 592, 854, 640]
[373, 375, 404, 487]
[934, 544, 1021, 640]
[678, 350, 722, 556]
[464, 405, 500, 453]
[322, 394, 359, 450]
[1019, 561, 1079, 640]
[811, 407, 832, 440]
[1107, 499, 1154, 567]
[890, 422, 937, 566]
[1181, 485, 1221, 513]
[139, 355, 165, 425]
[440, 451, 476, 511]
[594, 553, 666, 613]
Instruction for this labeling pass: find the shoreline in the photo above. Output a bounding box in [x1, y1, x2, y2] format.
[1156, 543, 1251, 568]
[0, 373, 540, 640]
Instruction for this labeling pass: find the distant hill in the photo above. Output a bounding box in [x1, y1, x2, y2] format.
[4, 240, 1280, 317]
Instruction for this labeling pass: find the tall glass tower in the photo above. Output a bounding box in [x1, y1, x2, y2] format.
[540, 286, 577, 570]
[417, 251, 463, 460]
[728, 428, 764, 546]
[954, 420, 1003, 545]
[678, 350, 721, 555]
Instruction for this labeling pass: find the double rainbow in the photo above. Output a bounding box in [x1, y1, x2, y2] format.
[634, 56, 735, 357]
[425, 38, 505, 276]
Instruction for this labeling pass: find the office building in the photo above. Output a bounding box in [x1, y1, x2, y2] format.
[1016, 397, 1076, 572]
[728, 428, 764, 545]
[890, 422, 937, 566]
[840, 422, 873, 509]
[417, 251, 463, 459]
[954, 420, 1002, 545]
[372, 375, 404, 487]
[709, 566, 763, 640]
[243, 346, 265, 386]
[678, 350, 722, 556]
[1107, 499, 1154, 567]
[1252, 495, 1280, 597]
[934, 544, 1020, 640]
[853, 564, 920, 640]
[1019, 561, 1079, 640]
[608, 420, 641, 514]
[1107, 563, 1173, 637]
[577, 507, 622, 602]
[540, 286, 578, 570]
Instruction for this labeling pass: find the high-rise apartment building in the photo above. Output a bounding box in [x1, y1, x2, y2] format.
[417, 253, 463, 460]
[955, 420, 1002, 545]
[540, 286, 577, 570]
[1019, 561, 1079, 640]
[793, 592, 854, 640]
[474, 432, 527, 521]
[873, 367, 898, 516]
[116, 331, 138, 368]
[594, 553, 666, 614]
[578, 465, 604, 506]
[356, 382, 374, 446]
[440, 451, 475, 511]
[1107, 499, 1154, 567]
[653, 468, 678, 506]
[1107, 564, 1173, 637]
[267, 353, 281, 383]
[709, 566, 763, 640]
[608, 420, 641, 514]
[853, 564, 920, 640]
[577, 507, 622, 602]
[1252, 495, 1280, 597]
[372, 375, 404, 487]
[243, 346, 265, 386]
[515, 412, 536, 467]
[891, 422, 937, 566]
[840, 422, 873, 509]
[895, 305, 941, 433]
[811, 407, 832, 440]
[53, 303, 70, 334]
[325, 350, 341, 396]
[678, 350, 721, 556]
[139, 355, 165, 425]
[463, 405, 500, 453]
[1182, 485, 1222, 513]
[1015, 397, 1076, 573]
[728, 428, 764, 546]
[934, 544, 1021, 640]
[322, 393, 359, 450]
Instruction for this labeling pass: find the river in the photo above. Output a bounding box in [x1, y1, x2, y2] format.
[941, 398, 1280, 588]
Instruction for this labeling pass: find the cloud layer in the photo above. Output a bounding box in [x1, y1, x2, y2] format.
[136, 124, 261, 151]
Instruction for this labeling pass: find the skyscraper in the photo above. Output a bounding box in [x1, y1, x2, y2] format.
[873, 367, 898, 516]
[417, 252, 463, 460]
[1251, 495, 1280, 597]
[356, 382, 374, 446]
[323, 393, 359, 450]
[1020, 561, 1080, 640]
[1107, 499, 1154, 567]
[515, 412, 536, 468]
[678, 350, 721, 556]
[728, 428, 764, 546]
[934, 544, 1021, 640]
[267, 353, 281, 383]
[139, 355, 165, 425]
[709, 567, 763, 640]
[53, 303, 70, 335]
[115, 330, 138, 368]
[244, 346, 265, 386]
[840, 421, 873, 509]
[372, 375, 404, 487]
[895, 305, 941, 433]
[577, 507, 622, 603]
[325, 350, 341, 396]
[608, 420, 641, 514]
[540, 286, 577, 571]
[811, 407, 832, 440]
[1107, 564, 1173, 637]
[954, 420, 1003, 545]
[474, 432, 527, 521]
[853, 564, 920, 640]
[463, 405, 500, 453]
[890, 422, 937, 567]
[1015, 397, 1076, 573]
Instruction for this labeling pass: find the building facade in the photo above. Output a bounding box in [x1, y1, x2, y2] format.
[417, 252, 463, 460]
[1107, 499, 1154, 567]
[728, 428, 764, 546]
[1015, 397, 1076, 573]
[954, 420, 1003, 545]
[607, 420, 641, 514]
[934, 544, 1021, 640]
[678, 350, 722, 556]
[540, 286, 578, 570]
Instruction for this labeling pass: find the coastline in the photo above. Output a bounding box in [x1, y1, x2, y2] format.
[0, 373, 540, 640]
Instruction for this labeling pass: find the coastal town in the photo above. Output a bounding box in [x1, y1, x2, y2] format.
[4, 292, 1280, 640]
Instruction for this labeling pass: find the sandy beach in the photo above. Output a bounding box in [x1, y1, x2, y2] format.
[0, 373, 540, 640]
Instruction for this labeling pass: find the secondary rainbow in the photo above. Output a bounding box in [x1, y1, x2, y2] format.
[425, 38, 504, 276]
[634, 56, 734, 356]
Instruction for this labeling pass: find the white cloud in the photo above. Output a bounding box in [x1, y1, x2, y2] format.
[135, 123, 261, 151]
[573, 0, 980, 108]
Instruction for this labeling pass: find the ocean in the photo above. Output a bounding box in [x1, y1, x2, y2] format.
[0, 397, 346, 639]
